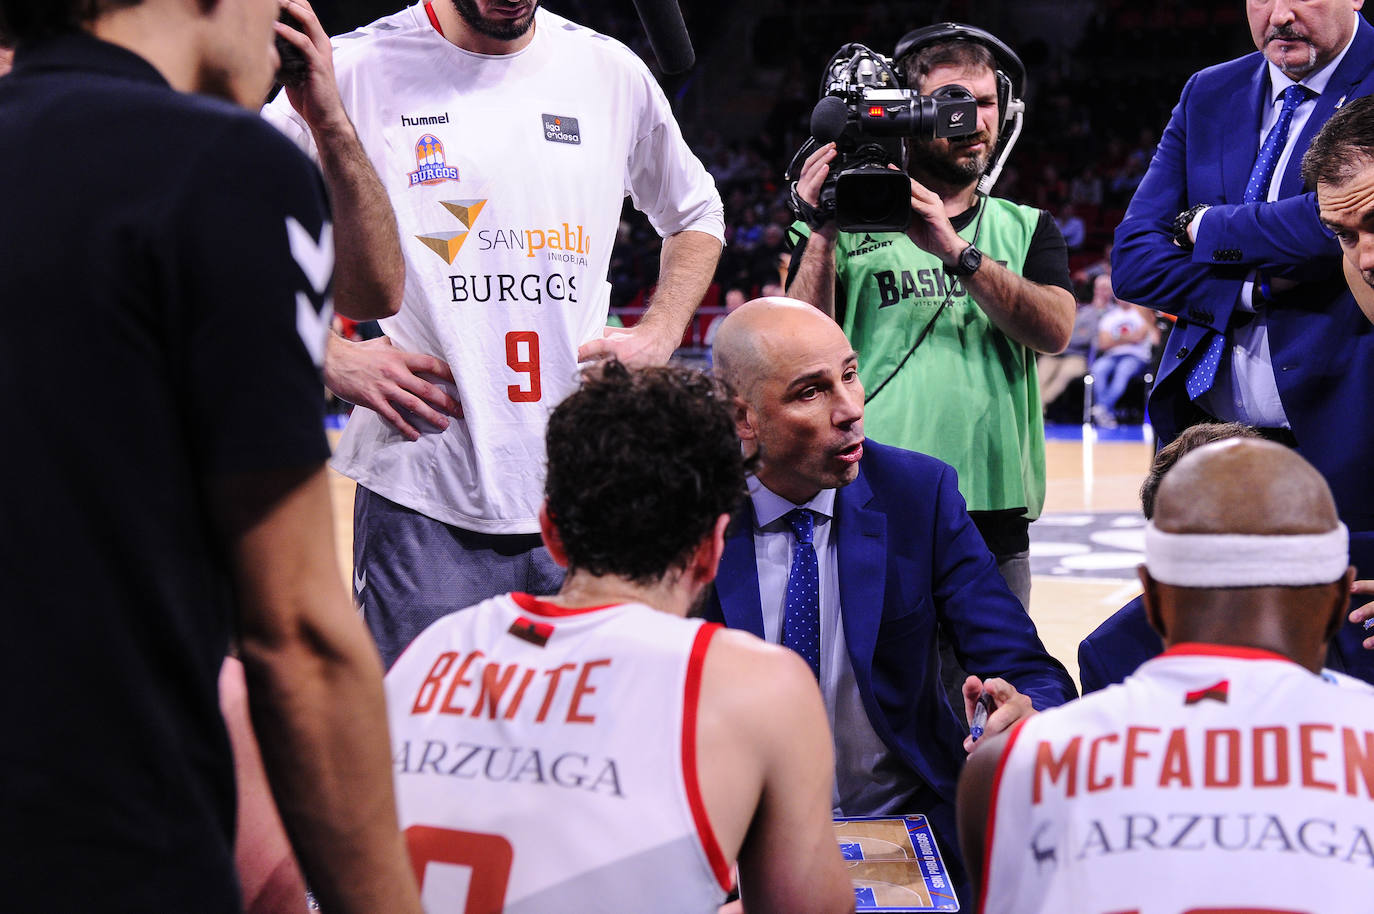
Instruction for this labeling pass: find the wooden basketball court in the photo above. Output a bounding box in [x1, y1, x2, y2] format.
[1034, 434, 1154, 687]
[327, 430, 1155, 692]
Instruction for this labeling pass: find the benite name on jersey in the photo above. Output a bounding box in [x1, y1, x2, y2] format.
[1030, 723, 1374, 803]
[395, 739, 624, 796]
[410, 651, 611, 725]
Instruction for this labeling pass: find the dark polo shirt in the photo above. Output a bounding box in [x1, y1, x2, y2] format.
[0, 32, 333, 910]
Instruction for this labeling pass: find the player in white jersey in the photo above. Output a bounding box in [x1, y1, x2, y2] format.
[958, 439, 1374, 914]
[386, 363, 854, 913]
[264, 0, 724, 668]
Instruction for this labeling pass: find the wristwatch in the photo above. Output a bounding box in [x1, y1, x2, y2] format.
[1172, 203, 1209, 250]
[789, 181, 832, 231]
[944, 243, 983, 277]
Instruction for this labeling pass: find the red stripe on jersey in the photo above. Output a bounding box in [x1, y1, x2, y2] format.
[1162, 642, 1294, 665]
[681, 623, 731, 892]
[424, 1, 444, 37]
[979, 716, 1029, 914]
[510, 592, 618, 617]
[508, 615, 554, 647]
[1184, 679, 1230, 705]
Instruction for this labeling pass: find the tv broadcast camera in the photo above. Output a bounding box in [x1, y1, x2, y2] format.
[788, 43, 977, 234]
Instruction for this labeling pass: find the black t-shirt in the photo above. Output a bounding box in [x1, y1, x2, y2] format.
[0, 33, 332, 910]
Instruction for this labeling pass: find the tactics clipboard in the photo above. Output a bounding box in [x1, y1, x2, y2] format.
[833, 815, 960, 912]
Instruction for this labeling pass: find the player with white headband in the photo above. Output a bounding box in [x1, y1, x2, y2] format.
[957, 438, 1374, 914]
[1142, 519, 1350, 589]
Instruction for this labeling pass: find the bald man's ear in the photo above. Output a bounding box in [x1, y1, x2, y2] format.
[1324, 566, 1358, 643]
[733, 395, 758, 443]
[1139, 565, 1167, 641]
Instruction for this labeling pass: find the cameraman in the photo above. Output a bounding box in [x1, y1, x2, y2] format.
[788, 25, 1073, 611]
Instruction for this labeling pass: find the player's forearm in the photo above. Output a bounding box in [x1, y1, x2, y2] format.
[637, 229, 721, 343]
[965, 260, 1075, 353]
[311, 119, 404, 321]
[321, 329, 373, 403]
[222, 468, 421, 914]
[786, 227, 837, 318]
[240, 595, 421, 914]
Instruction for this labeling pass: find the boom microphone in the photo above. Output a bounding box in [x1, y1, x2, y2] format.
[629, 0, 696, 74]
[810, 96, 850, 143]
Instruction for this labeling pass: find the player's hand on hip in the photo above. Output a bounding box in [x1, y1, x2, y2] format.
[578, 321, 678, 368]
[276, 0, 350, 134]
[962, 675, 1034, 754]
[1350, 579, 1374, 650]
[324, 334, 460, 441]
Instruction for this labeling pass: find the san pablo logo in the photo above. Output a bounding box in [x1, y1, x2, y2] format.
[415, 200, 488, 264]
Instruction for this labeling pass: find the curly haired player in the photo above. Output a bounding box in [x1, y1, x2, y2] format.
[385, 362, 854, 913]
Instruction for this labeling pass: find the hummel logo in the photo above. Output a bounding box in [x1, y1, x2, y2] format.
[401, 112, 450, 127]
[354, 566, 367, 594]
[286, 217, 334, 368]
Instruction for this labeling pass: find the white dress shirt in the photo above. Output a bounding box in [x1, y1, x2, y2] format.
[747, 477, 927, 815]
[1198, 22, 1357, 428]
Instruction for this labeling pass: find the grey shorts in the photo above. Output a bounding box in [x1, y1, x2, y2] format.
[352, 485, 565, 669]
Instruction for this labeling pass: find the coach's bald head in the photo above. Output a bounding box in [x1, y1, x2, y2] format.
[713, 297, 831, 397]
[1142, 439, 1353, 671]
[713, 298, 865, 504]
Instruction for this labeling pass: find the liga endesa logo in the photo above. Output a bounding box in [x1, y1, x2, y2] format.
[541, 113, 580, 145]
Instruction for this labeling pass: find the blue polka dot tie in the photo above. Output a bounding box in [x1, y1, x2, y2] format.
[1186, 83, 1310, 401]
[782, 508, 820, 680]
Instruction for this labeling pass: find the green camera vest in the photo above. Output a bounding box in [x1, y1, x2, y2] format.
[793, 195, 1047, 518]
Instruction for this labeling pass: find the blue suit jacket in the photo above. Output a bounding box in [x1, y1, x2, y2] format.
[1113, 18, 1374, 530]
[1077, 596, 1162, 695]
[701, 441, 1075, 886]
[1078, 535, 1374, 694]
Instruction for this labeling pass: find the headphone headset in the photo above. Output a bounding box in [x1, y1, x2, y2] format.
[892, 22, 1027, 194]
[857, 23, 1025, 406]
